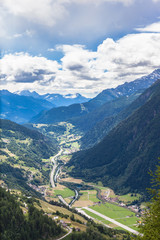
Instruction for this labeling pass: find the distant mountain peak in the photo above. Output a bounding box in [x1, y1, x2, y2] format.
[63, 93, 82, 99]
[15, 90, 41, 99]
[30, 69, 160, 124]
[0, 90, 54, 124]
[14, 90, 90, 107]
[0, 89, 11, 95]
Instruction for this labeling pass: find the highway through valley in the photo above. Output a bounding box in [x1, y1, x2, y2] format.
[50, 149, 63, 188]
[49, 149, 140, 237]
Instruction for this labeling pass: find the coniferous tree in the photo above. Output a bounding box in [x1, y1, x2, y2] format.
[138, 163, 160, 239]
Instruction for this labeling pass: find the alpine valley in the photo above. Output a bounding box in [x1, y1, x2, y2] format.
[1, 69, 160, 239]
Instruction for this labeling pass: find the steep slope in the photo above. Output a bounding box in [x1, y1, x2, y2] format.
[86, 68, 160, 105]
[31, 102, 90, 124]
[30, 69, 160, 124]
[70, 91, 142, 132]
[81, 79, 160, 149]
[30, 93, 121, 124]
[68, 79, 160, 194]
[0, 187, 64, 240]
[0, 90, 54, 123]
[0, 119, 58, 193]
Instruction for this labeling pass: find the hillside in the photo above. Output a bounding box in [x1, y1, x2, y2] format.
[70, 91, 142, 132]
[0, 187, 131, 240]
[68, 79, 160, 194]
[30, 92, 121, 124]
[0, 187, 64, 240]
[0, 119, 58, 193]
[0, 90, 54, 123]
[81, 78, 160, 149]
[30, 69, 160, 124]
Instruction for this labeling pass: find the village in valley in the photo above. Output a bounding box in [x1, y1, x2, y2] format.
[0, 121, 145, 234]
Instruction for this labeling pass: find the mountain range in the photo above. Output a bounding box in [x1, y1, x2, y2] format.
[80, 81, 160, 149]
[16, 90, 90, 107]
[70, 91, 142, 133]
[1, 68, 160, 196]
[31, 69, 160, 125]
[68, 79, 160, 194]
[0, 90, 90, 124]
[0, 90, 55, 123]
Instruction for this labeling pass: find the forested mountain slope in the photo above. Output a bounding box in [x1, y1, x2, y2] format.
[30, 90, 123, 124]
[70, 91, 142, 132]
[68, 79, 160, 194]
[0, 119, 58, 193]
[81, 78, 160, 149]
[0, 187, 64, 240]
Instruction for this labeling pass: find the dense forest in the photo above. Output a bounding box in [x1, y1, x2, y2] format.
[0, 187, 64, 240]
[80, 79, 160, 149]
[137, 163, 160, 239]
[68, 80, 160, 194]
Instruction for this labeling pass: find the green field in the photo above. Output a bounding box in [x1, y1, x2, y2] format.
[79, 190, 100, 203]
[84, 209, 111, 226]
[54, 188, 75, 198]
[89, 194, 100, 202]
[71, 142, 79, 148]
[79, 191, 88, 200]
[118, 193, 141, 203]
[90, 202, 140, 230]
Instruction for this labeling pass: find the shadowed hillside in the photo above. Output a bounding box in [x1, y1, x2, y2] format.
[68, 79, 160, 194]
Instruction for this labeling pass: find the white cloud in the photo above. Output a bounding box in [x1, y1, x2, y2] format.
[1, 0, 160, 56]
[55, 31, 160, 95]
[47, 48, 56, 52]
[135, 22, 160, 32]
[6, 30, 34, 40]
[0, 52, 60, 88]
[0, 0, 68, 27]
[67, 0, 134, 6]
[0, 0, 135, 30]
[1, 28, 160, 97]
[96, 33, 160, 82]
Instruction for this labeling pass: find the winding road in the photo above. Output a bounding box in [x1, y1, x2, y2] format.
[69, 189, 79, 207]
[56, 227, 72, 240]
[50, 149, 63, 188]
[49, 149, 140, 237]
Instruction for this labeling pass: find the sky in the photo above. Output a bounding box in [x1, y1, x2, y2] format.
[0, 0, 160, 97]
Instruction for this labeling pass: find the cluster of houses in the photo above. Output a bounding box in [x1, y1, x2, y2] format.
[63, 148, 77, 154]
[128, 205, 140, 213]
[47, 214, 81, 232]
[59, 220, 81, 232]
[101, 193, 141, 214]
[27, 183, 46, 195]
[102, 195, 119, 203]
